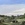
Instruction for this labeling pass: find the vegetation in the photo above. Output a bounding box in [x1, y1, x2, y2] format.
[0, 13, 25, 25]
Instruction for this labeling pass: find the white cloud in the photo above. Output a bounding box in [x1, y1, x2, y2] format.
[0, 4, 25, 16]
[4, 8, 25, 16]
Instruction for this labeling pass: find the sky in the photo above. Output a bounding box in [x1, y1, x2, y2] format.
[0, 0, 25, 16]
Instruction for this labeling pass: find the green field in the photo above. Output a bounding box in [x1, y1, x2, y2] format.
[2, 19, 25, 25]
[0, 17, 25, 25]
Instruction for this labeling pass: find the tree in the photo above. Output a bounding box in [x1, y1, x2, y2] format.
[11, 15, 16, 19]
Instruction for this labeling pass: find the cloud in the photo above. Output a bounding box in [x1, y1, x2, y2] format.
[0, 4, 25, 16]
[0, 4, 22, 14]
[4, 8, 25, 16]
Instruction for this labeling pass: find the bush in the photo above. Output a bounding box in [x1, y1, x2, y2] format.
[21, 21, 25, 25]
[12, 20, 18, 23]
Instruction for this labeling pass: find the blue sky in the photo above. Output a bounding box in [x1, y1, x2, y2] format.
[0, 0, 25, 4]
[0, 0, 25, 16]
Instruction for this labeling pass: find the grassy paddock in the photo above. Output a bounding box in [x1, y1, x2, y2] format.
[17, 19, 25, 22]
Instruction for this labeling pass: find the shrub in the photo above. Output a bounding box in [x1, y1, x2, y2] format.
[21, 21, 25, 25]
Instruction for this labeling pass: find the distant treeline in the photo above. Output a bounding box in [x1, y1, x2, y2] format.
[0, 13, 25, 19]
